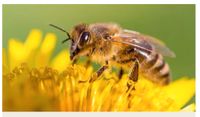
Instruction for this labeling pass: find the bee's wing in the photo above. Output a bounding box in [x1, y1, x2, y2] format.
[110, 29, 176, 57]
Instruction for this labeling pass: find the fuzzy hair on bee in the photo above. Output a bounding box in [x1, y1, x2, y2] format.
[50, 23, 175, 87]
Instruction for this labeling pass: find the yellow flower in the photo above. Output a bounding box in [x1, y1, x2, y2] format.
[3, 29, 195, 111]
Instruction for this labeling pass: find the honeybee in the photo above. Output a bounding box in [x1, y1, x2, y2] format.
[50, 23, 175, 86]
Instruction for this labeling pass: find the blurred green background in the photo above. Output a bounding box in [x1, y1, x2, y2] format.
[2, 4, 195, 108]
[3, 4, 195, 79]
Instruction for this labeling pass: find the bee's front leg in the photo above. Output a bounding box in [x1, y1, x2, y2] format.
[96, 65, 109, 77]
[89, 61, 109, 83]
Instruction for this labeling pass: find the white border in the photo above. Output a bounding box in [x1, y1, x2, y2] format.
[2, 112, 196, 117]
[0, 1, 199, 117]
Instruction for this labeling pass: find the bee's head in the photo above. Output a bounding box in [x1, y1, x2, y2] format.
[69, 23, 92, 60]
[49, 23, 91, 61]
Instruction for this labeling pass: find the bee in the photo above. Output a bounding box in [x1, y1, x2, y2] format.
[50, 23, 175, 86]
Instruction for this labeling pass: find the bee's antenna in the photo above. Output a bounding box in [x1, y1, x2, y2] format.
[49, 24, 71, 43]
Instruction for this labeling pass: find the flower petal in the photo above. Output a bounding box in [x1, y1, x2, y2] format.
[162, 78, 195, 109]
[35, 33, 57, 67]
[40, 33, 57, 54]
[8, 39, 29, 70]
[50, 50, 70, 72]
[23, 29, 43, 67]
[24, 29, 42, 50]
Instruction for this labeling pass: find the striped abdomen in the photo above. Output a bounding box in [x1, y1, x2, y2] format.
[135, 48, 171, 85]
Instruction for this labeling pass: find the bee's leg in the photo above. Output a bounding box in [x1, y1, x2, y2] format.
[127, 59, 139, 91]
[129, 59, 139, 83]
[89, 61, 109, 83]
[118, 68, 124, 79]
[96, 65, 109, 77]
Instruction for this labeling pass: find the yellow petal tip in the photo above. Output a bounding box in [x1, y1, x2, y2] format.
[25, 29, 42, 50]
[163, 78, 195, 109]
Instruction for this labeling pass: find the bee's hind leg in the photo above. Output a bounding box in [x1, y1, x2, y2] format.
[127, 58, 139, 91]
[118, 68, 124, 79]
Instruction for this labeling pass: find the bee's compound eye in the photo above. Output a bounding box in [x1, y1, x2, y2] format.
[79, 32, 90, 46]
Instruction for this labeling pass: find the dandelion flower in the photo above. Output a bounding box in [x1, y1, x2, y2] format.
[3, 29, 195, 112]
